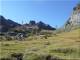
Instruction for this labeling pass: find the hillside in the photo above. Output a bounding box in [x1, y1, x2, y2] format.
[0, 3, 80, 60]
[0, 28, 80, 60]
[0, 15, 21, 32]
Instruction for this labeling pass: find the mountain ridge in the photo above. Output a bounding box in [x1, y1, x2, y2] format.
[0, 16, 56, 32]
[0, 15, 21, 32]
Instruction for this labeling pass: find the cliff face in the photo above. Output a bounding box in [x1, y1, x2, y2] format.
[64, 4, 80, 31]
[70, 4, 80, 26]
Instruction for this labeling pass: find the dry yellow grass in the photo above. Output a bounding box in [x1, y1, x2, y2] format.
[0, 28, 80, 60]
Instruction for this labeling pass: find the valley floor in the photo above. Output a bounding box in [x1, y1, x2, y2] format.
[0, 29, 80, 60]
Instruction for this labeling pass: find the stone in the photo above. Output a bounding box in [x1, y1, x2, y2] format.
[64, 3, 80, 31]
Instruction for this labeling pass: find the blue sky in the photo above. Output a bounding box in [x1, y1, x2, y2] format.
[0, 0, 80, 28]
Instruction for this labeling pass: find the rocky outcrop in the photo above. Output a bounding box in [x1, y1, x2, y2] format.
[64, 3, 80, 31]
[14, 21, 56, 32]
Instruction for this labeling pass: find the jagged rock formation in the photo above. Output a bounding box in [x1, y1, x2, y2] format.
[0, 16, 56, 33]
[14, 21, 56, 32]
[64, 3, 80, 31]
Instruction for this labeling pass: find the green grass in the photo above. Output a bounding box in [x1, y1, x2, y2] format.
[0, 28, 80, 60]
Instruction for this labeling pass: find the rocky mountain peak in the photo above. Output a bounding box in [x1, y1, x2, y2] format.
[73, 3, 80, 12]
[70, 3, 80, 26]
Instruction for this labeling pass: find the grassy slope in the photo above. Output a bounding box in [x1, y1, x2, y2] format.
[0, 28, 80, 60]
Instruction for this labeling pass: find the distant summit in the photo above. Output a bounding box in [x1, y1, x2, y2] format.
[64, 3, 80, 31]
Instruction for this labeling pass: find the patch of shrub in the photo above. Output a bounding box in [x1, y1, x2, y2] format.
[44, 35, 48, 39]
[49, 48, 76, 55]
[23, 52, 63, 60]
[23, 52, 45, 60]
[46, 55, 52, 60]
[5, 36, 13, 41]
[10, 53, 23, 60]
[0, 58, 11, 60]
[29, 47, 39, 52]
[0, 36, 6, 41]
[45, 54, 65, 60]
[39, 35, 48, 39]
[44, 41, 50, 45]
[3, 44, 10, 46]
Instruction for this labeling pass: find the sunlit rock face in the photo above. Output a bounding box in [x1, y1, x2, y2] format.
[70, 3, 80, 26]
[64, 3, 80, 31]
